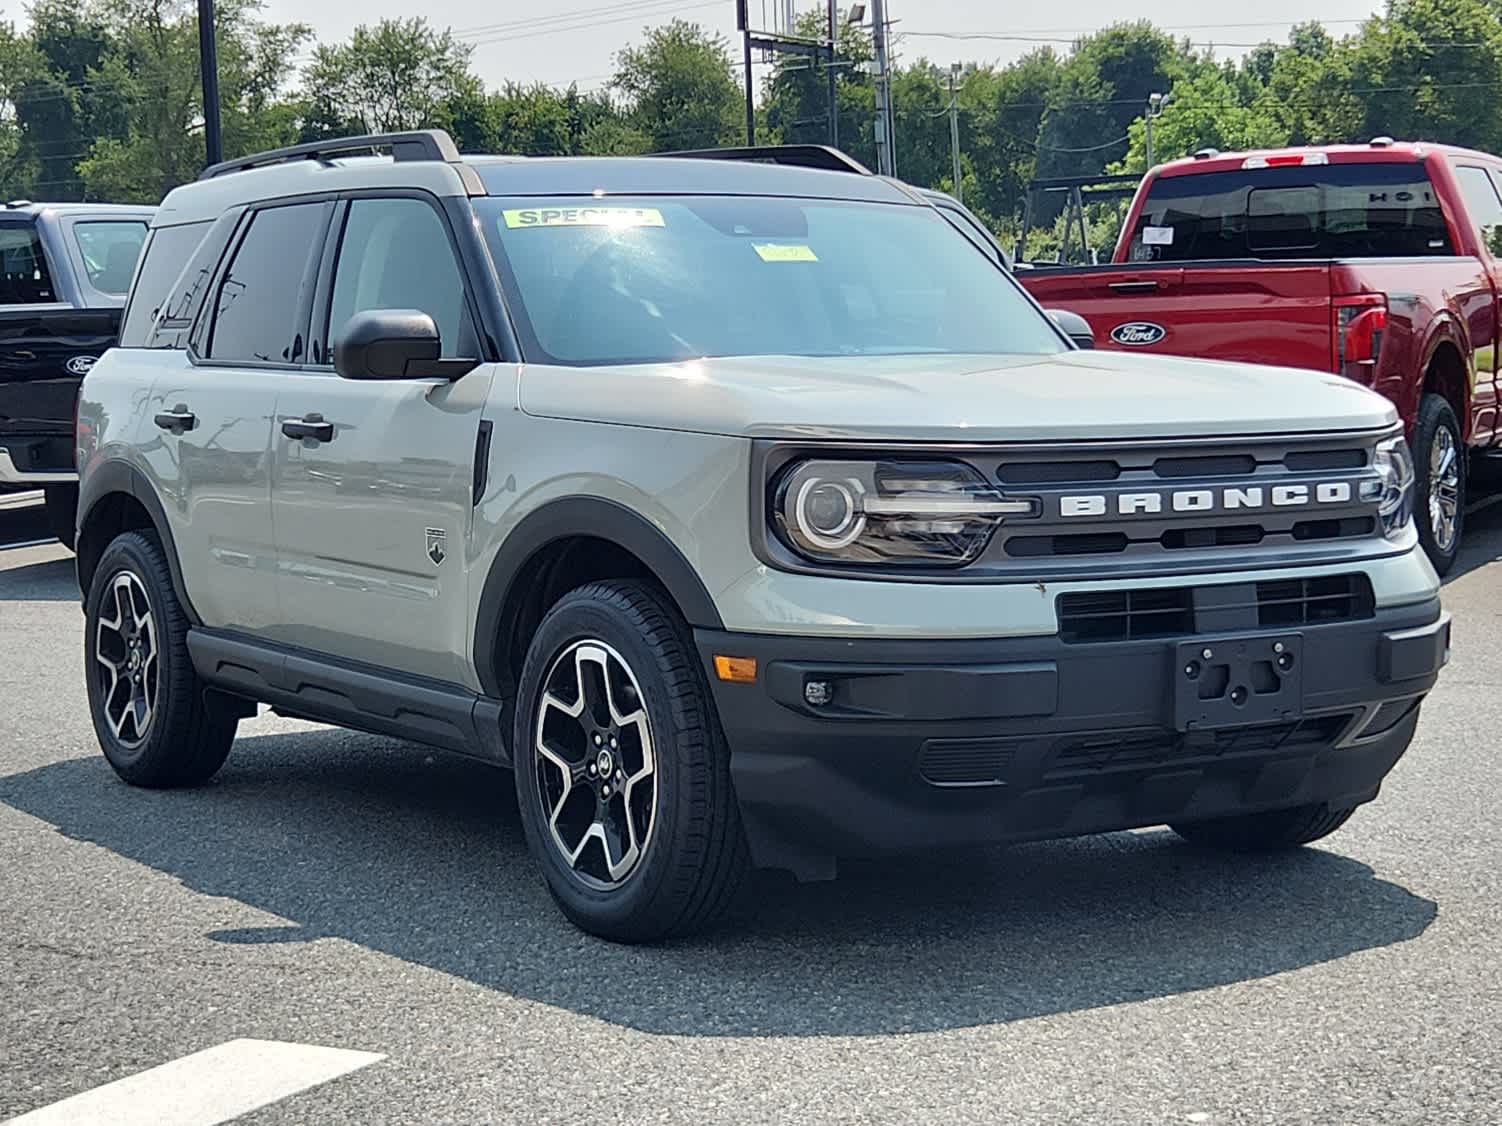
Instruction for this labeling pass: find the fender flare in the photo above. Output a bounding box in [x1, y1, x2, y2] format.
[1414, 315, 1473, 441]
[471, 496, 724, 698]
[76, 459, 200, 624]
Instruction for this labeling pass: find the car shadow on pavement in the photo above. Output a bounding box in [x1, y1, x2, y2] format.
[0, 731, 1437, 1037]
[0, 557, 77, 601]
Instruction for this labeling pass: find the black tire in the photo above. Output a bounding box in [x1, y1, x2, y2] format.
[43, 484, 78, 551]
[1170, 802, 1358, 851]
[513, 580, 749, 942]
[1413, 392, 1464, 576]
[84, 530, 236, 787]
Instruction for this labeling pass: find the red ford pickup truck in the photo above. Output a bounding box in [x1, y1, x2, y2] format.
[1018, 140, 1502, 575]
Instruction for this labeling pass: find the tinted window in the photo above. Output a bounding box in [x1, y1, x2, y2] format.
[0, 223, 56, 304]
[1454, 165, 1502, 256]
[120, 221, 213, 347]
[327, 197, 469, 358]
[482, 196, 1062, 366]
[73, 221, 147, 294]
[208, 203, 325, 364]
[1126, 162, 1454, 261]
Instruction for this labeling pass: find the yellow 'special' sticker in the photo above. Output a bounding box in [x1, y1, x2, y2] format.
[502, 206, 665, 229]
[752, 243, 818, 262]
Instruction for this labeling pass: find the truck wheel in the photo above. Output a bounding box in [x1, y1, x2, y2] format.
[1413, 392, 1464, 576]
[84, 530, 236, 787]
[1170, 802, 1357, 851]
[43, 485, 78, 551]
[513, 580, 749, 942]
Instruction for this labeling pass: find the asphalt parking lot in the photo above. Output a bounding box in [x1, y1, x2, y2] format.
[2, 486, 1499, 1125]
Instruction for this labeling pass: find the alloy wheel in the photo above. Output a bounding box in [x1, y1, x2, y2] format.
[533, 640, 658, 888]
[1429, 425, 1461, 553]
[94, 570, 159, 747]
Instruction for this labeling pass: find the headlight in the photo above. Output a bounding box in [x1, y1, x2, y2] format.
[772, 459, 1036, 566]
[1361, 436, 1414, 539]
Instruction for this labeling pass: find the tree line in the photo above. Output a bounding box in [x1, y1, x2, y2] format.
[3, 0, 1501, 250]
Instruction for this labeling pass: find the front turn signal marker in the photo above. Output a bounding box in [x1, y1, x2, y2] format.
[714, 655, 758, 683]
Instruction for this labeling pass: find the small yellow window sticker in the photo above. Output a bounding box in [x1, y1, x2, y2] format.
[752, 243, 819, 262]
[502, 206, 665, 229]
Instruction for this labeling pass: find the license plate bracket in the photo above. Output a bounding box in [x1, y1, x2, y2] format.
[1173, 633, 1304, 731]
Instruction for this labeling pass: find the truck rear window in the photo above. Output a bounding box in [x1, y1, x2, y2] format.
[1126, 163, 1454, 262]
[0, 223, 56, 304]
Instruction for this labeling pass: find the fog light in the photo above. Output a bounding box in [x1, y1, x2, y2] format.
[804, 679, 834, 707]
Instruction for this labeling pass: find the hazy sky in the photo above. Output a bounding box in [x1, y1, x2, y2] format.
[257, 0, 1388, 94]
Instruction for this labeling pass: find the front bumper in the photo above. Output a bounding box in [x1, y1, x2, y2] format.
[696, 598, 1449, 880]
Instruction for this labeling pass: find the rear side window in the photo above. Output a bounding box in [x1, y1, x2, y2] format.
[1453, 165, 1502, 256]
[1126, 162, 1454, 262]
[206, 203, 326, 364]
[120, 221, 212, 347]
[0, 223, 56, 303]
[73, 221, 147, 295]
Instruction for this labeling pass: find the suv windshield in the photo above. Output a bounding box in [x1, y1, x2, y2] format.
[1126, 162, 1454, 262]
[481, 195, 1065, 366]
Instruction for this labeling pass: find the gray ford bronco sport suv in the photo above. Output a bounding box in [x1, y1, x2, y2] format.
[76, 132, 1450, 941]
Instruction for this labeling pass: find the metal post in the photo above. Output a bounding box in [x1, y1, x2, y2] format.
[827, 0, 839, 148]
[948, 64, 962, 203]
[870, 0, 893, 176]
[743, 32, 755, 144]
[198, 0, 223, 167]
[1145, 110, 1154, 170]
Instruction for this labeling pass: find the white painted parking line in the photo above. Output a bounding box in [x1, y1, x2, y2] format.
[4, 1038, 385, 1126]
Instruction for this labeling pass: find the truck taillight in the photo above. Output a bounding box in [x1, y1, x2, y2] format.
[1333, 295, 1388, 381]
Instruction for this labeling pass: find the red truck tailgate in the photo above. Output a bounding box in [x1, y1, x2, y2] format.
[1021, 263, 1334, 372]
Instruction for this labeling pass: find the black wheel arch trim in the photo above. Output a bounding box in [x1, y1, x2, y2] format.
[76, 459, 200, 625]
[472, 496, 725, 698]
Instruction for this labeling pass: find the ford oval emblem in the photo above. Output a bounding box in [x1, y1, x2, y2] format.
[65, 355, 98, 376]
[1110, 322, 1167, 347]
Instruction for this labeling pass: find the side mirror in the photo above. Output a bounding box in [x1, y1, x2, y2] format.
[333, 309, 478, 380]
[1047, 309, 1095, 350]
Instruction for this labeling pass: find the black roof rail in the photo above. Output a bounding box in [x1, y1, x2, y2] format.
[653, 144, 872, 175]
[198, 130, 484, 193]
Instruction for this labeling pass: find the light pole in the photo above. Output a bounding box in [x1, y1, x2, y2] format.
[869, 0, 894, 176]
[198, 0, 223, 166]
[1144, 91, 1168, 170]
[948, 62, 962, 203]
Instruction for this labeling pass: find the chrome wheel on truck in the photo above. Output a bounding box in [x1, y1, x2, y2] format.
[1413, 392, 1464, 576]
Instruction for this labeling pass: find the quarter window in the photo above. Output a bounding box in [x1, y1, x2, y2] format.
[207, 203, 326, 364]
[327, 198, 471, 359]
[1455, 165, 1502, 256]
[120, 221, 213, 348]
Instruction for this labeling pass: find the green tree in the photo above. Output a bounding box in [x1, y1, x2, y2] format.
[301, 17, 477, 137]
[612, 19, 740, 151]
[1117, 61, 1290, 170]
[761, 10, 873, 164]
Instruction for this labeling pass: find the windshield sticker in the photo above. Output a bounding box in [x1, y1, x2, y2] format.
[752, 243, 819, 262]
[1142, 225, 1174, 246]
[502, 207, 665, 229]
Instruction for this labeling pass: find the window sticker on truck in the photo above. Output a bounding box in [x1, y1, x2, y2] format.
[752, 243, 818, 262]
[1142, 225, 1174, 246]
[501, 207, 666, 229]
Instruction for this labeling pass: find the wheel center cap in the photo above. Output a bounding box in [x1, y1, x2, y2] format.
[596, 749, 614, 778]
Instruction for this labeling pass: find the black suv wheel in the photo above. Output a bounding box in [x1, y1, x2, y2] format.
[84, 531, 237, 787]
[513, 580, 748, 942]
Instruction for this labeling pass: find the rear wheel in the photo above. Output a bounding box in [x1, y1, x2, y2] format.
[1170, 802, 1358, 851]
[84, 530, 236, 787]
[1413, 392, 1464, 576]
[43, 484, 78, 551]
[513, 580, 749, 942]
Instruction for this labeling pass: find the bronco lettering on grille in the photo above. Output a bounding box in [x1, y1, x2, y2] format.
[1059, 481, 1355, 518]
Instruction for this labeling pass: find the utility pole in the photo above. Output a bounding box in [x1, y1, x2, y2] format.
[736, 0, 755, 144]
[827, 0, 839, 148]
[948, 63, 962, 203]
[198, 0, 223, 167]
[869, 0, 894, 176]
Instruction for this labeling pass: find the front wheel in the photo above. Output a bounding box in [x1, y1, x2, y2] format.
[1170, 802, 1358, 851]
[513, 580, 748, 942]
[1413, 393, 1464, 576]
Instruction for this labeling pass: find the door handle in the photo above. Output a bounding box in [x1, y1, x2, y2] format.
[281, 412, 335, 443]
[153, 405, 197, 433]
[1108, 280, 1161, 293]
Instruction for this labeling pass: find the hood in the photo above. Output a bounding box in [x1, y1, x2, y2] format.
[517, 350, 1398, 443]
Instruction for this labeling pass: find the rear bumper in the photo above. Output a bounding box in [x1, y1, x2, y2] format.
[0, 444, 75, 485]
[697, 598, 1449, 879]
